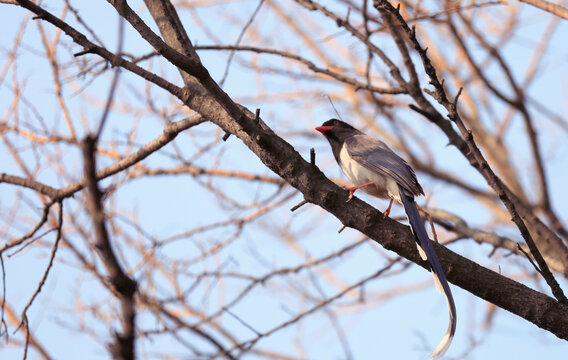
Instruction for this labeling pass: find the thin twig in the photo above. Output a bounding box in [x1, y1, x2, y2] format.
[327, 95, 344, 121]
[0, 115, 207, 203]
[0, 254, 7, 338]
[223, 307, 261, 336]
[220, 258, 401, 358]
[196, 44, 406, 94]
[373, 0, 567, 304]
[517, 243, 542, 275]
[95, 15, 124, 140]
[290, 199, 308, 212]
[16, 200, 63, 357]
[0, 201, 56, 254]
[219, 0, 264, 86]
[519, 0, 568, 20]
[416, 203, 438, 243]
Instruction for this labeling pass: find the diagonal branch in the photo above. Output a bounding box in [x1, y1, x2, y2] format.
[13, 0, 186, 99]
[0, 173, 59, 198]
[519, 0, 568, 20]
[373, 0, 567, 303]
[16, 201, 63, 359]
[218, 0, 264, 86]
[0, 115, 206, 202]
[11, 0, 568, 342]
[134, 0, 568, 337]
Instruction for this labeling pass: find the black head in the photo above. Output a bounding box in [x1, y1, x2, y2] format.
[315, 119, 362, 143]
[315, 119, 363, 162]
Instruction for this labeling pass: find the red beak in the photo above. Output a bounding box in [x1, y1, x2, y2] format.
[315, 125, 333, 134]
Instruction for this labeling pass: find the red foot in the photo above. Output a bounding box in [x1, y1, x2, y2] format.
[345, 181, 374, 202]
[383, 198, 394, 217]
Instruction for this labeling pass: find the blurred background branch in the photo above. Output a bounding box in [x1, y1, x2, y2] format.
[0, 0, 567, 359]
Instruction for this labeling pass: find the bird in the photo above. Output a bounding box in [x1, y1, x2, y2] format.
[315, 118, 456, 359]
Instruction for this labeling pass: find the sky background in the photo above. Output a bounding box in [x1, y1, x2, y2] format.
[1, 0, 568, 359]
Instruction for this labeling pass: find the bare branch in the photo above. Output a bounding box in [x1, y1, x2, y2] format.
[519, 0, 568, 20]
[94, 14, 124, 140]
[16, 201, 63, 357]
[219, 0, 265, 86]
[373, 0, 567, 303]
[196, 45, 405, 94]
[0, 174, 58, 199]
[0, 201, 56, 254]
[82, 135, 137, 360]
[14, 0, 186, 99]
[59, 114, 206, 199]
[3, 0, 568, 357]
[223, 259, 402, 358]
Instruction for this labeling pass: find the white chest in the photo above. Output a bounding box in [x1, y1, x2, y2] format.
[338, 145, 401, 201]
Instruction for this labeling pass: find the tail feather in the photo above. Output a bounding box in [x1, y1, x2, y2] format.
[399, 185, 457, 359]
[431, 269, 444, 295]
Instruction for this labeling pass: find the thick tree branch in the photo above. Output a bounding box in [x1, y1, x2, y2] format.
[210, 108, 568, 339]
[123, 0, 568, 338]
[9, 0, 568, 345]
[373, 0, 568, 302]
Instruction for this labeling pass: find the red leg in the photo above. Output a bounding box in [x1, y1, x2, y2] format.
[383, 198, 394, 217]
[345, 181, 374, 202]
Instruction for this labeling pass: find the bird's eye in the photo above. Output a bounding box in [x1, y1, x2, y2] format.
[333, 120, 339, 126]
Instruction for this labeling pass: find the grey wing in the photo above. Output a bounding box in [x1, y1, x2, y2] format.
[345, 135, 424, 196]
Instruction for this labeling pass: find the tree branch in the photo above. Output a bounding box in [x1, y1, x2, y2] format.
[195, 45, 405, 94]
[519, 0, 568, 20]
[373, 0, 568, 303]
[82, 135, 137, 360]
[125, 0, 568, 338]
[10, 0, 568, 344]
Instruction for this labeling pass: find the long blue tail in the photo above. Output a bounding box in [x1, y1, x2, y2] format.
[399, 185, 456, 359]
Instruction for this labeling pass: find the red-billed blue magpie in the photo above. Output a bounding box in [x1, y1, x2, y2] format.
[316, 119, 456, 358]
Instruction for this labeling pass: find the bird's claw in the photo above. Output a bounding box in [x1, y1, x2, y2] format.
[383, 199, 394, 218]
[343, 186, 355, 202]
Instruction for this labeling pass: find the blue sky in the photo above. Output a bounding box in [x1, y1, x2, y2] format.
[1, 1, 568, 359]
